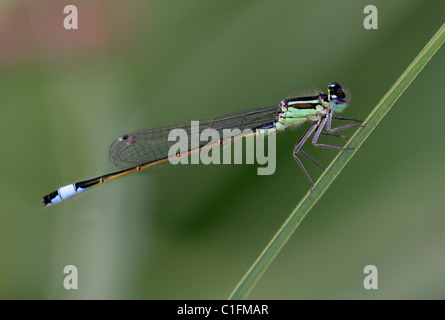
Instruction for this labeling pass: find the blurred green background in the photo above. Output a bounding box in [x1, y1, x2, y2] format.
[0, 0, 444, 299]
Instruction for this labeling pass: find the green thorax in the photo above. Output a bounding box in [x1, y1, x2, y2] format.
[275, 94, 329, 131]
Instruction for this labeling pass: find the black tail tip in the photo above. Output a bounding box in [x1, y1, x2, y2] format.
[42, 196, 51, 207]
[42, 191, 58, 207]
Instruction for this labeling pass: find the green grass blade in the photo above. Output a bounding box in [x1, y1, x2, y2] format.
[228, 22, 445, 300]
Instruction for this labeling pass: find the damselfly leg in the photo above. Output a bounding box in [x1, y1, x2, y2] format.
[293, 111, 363, 197]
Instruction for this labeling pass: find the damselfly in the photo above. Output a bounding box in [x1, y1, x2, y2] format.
[43, 82, 362, 206]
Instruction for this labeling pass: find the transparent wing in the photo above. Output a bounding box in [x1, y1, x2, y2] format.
[108, 105, 280, 169]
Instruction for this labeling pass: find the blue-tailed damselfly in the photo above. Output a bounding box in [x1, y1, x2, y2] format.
[43, 82, 362, 206]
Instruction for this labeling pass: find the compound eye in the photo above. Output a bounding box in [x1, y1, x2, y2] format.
[328, 82, 343, 91]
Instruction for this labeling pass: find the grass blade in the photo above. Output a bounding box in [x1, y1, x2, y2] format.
[228, 22, 445, 300]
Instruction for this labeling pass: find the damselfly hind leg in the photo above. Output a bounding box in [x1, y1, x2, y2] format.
[300, 150, 325, 170]
[292, 122, 321, 198]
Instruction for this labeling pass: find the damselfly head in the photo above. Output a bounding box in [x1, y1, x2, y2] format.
[328, 82, 348, 113]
